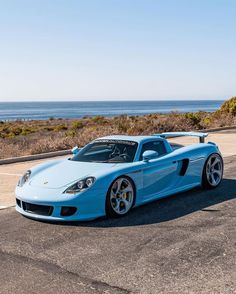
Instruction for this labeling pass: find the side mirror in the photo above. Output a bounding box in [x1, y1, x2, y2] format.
[71, 146, 80, 155]
[142, 150, 159, 162]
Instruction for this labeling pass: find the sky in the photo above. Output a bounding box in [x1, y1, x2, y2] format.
[0, 0, 235, 101]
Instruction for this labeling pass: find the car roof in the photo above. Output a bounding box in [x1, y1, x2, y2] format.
[95, 135, 164, 144]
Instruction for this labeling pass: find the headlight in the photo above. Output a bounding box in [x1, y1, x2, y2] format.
[17, 170, 31, 187]
[64, 177, 96, 194]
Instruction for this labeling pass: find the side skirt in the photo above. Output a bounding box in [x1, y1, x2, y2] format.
[134, 182, 201, 207]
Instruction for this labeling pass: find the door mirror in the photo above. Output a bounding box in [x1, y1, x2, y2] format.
[142, 150, 159, 162]
[71, 146, 80, 155]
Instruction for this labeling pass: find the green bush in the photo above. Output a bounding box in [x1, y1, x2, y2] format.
[7, 132, 16, 138]
[219, 97, 236, 116]
[66, 130, 77, 137]
[71, 121, 83, 130]
[184, 112, 201, 126]
[11, 127, 22, 136]
[54, 124, 68, 132]
[202, 116, 211, 126]
[21, 128, 34, 135]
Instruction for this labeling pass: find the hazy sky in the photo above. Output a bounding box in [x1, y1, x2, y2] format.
[0, 0, 235, 101]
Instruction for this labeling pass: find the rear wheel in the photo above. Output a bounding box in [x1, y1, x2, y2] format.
[106, 176, 135, 218]
[202, 153, 223, 189]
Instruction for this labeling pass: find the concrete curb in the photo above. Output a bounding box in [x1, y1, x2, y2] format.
[0, 125, 235, 165]
[0, 150, 71, 165]
[201, 126, 236, 133]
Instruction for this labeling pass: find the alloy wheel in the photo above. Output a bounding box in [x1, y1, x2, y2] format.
[110, 177, 134, 215]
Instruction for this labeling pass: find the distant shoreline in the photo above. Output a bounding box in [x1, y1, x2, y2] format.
[0, 100, 225, 121]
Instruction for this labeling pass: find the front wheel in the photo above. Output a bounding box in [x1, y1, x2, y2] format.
[202, 153, 223, 189]
[106, 176, 135, 218]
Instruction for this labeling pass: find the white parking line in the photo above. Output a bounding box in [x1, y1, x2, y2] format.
[0, 173, 22, 176]
[0, 205, 15, 210]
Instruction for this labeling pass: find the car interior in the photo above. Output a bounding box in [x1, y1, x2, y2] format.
[73, 141, 138, 163]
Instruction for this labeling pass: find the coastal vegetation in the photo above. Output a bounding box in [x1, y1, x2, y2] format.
[0, 97, 235, 159]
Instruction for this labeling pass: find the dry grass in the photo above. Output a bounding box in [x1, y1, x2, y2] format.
[0, 110, 235, 159]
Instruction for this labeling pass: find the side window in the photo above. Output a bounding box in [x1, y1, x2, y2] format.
[139, 141, 167, 161]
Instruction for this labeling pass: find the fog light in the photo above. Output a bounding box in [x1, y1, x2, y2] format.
[61, 206, 77, 216]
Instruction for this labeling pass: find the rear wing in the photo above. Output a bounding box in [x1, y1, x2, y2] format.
[153, 132, 208, 143]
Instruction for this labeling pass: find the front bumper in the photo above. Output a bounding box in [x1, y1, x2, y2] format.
[15, 201, 103, 221]
[15, 185, 107, 221]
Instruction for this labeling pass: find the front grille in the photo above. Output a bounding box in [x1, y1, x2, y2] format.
[22, 201, 53, 216]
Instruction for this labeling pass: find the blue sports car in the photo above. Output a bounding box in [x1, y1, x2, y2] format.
[15, 132, 223, 221]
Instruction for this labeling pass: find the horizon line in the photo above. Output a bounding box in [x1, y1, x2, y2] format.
[0, 98, 227, 103]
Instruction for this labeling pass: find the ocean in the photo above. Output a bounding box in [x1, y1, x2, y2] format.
[0, 100, 224, 121]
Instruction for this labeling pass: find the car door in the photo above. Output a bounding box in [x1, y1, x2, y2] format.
[139, 141, 179, 201]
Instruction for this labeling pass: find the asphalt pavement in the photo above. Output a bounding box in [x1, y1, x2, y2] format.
[0, 155, 235, 293]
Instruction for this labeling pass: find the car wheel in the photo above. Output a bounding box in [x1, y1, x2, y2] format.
[106, 176, 135, 218]
[202, 153, 223, 189]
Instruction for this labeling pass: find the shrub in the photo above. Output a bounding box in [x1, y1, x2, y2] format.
[184, 112, 205, 128]
[66, 130, 77, 137]
[219, 97, 236, 116]
[21, 128, 34, 135]
[54, 124, 68, 132]
[116, 115, 130, 133]
[90, 115, 107, 125]
[7, 132, 16, 138]
[185, 112, 201, 125]
[11, 127, 22, 136]
[202, 116, 211, 126]
[71, 121, 83, 130]
[44, 126, 54, 131]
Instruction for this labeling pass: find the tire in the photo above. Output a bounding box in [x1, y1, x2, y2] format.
[202, 153, 223, 189]
[106, 176, 135, 218]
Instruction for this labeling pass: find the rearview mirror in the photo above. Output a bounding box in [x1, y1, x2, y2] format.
[142, 150, 159, 162]
[71, 146, 80, 155]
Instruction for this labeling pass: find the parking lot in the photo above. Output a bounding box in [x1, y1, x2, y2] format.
[0, 131, 236, 293]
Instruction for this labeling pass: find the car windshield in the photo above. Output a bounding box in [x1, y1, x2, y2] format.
[72, 139, 138, 163]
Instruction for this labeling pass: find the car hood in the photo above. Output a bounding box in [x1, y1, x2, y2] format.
[29, 159, 117, 189]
